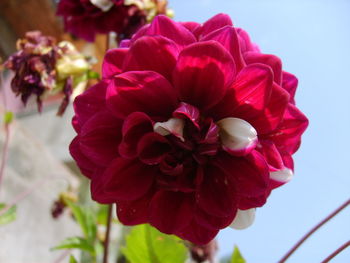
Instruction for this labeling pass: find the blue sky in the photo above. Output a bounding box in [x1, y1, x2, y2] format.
[169, 0, 350, 262]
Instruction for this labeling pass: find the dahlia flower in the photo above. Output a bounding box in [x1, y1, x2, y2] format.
[4, 31, 91, 115]
[70, 14, 308, 244]
[56, 0, 172, 42]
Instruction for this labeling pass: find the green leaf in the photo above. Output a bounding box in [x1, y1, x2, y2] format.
[0, 203, 16, 225]
[69, 255, 79, 263]
[87, 70, 100, 80]
[231, 246, 246, 263]
[65, 200, 96, 241]
[3, 111, 14, 125]
[96, 205, 108, 225]
[121, 224, 187, 263]
[52, 237, 95, 253]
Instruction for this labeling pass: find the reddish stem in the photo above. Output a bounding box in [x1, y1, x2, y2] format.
[278, 198, 350, 263]
[103, 204, 113, 263]
[320, 240, 350, 263]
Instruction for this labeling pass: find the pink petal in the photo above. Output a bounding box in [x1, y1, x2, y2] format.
[94, 158, 156, 202]
[195, 13, 233, 39]
[116, 190, 153, 225]
[282, 71, 298, 104]
[173, 41, 236, 110]
[180, 21, 201, 35]
[79, 110, 123, 166]
[102, 48, 128, 78]
[236, 28, 260, 53]
[173, 102, 200, 128]
[123, 35, 180, 80]
[149, 190, 194, 234]
[196, 165, 237, 217]
[268, 103, 308, 154]
[107, 70, 178, 119]
[145, 15, 196, 48]
[216, 151, 270, 198]
[73, 80, 108, 131]
[244, 52, 283, 85]
[177, 220, 219, 245]
[118, 112, 153, 158]
[202, 25, 245, 71]
[256, 140, 284, 171]
[137, 132, 172, 165]
[69, 136, 96, 178]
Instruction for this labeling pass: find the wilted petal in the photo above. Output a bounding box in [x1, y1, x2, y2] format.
[217, 117, 257, 156]
[230, 208, 255, 230]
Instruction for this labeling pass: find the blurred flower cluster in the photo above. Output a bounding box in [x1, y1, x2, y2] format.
[3, 31, 93, 115]
[56, 0, 173, 42]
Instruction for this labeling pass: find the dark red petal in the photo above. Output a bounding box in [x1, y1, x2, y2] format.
[268, 103, 309, 154]
[79, 110, 123, 166]
[216, 151, 270, 198]
[96, 158, 156, 201]
[173, 41, 236, 110]
[69, 136, 96, 178]
[73, 80, 108, 130]
[137, 132, 172, 165]
[107, 70, 178, 119]
[119, 112, 153, 159]
[244, 52, 282, 85]
[238, 192, 269, 210]
[145, 15, 196, 48]
[202, 25, 245, 71]
[177, 220, 219, 245]
[196, 165, 237, 217]
[195, 13, 233, 39]
[102, 48, 128, 78]
[123, 35, 179, 80]
[282, 71, 298, 104]
[149, 190, 194, 234]
[195, 205, 237, 230]
[116, 190, 153, 225]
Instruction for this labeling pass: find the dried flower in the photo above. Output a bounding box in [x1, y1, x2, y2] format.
[70, 14, 308, 244]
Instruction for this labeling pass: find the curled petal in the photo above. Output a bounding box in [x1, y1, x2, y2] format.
[154, 118, 185, 141]
[173, 41, 236, 110]
[217, 117, 257, 156]
[119, 112, 153, 158]
[137, 132, 172, 165]
[123, 35, 179, 80]
[270, 168, 293, 183]
[107, 70, 178, 119]
[173, 102, 200, 129]
[230, 208, 256, 230]
[102, 48, 128, 78]
[195, 13, 233, 39]
[282, 71, 298, 104]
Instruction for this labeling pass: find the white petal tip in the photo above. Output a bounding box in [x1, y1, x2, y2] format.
[90, 0, 114, 11]
[217, 117, 257, 155]
[154, 118, 185, 141]
[230, 208, 256, 230]
[270, 168, 293, 183]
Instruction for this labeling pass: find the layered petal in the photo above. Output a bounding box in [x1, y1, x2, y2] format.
[149, 190, 194, 234]
[282, 71, 298, 104]
[79, 110, 123, 166]
[195, 13, 233, 39]
[173, 41, 236, 110]
[107, 70, 178, 119]
[102, 48, 128, 78]
[177, 220, 219, 245]
[123, 35, 179, 80]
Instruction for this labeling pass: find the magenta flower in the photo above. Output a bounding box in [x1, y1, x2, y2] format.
[70, 14, 308, 244]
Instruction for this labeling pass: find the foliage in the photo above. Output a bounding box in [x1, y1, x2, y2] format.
[121, 224, 187, 263]
[231, 246, 246, 263]
[0, 203, 16, 225]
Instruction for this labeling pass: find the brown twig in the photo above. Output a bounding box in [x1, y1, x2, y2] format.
[320, 240, 350, 263]
[278, 198, 350, 263]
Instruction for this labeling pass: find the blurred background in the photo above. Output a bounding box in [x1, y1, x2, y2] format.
[0, 0, 349, 262]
